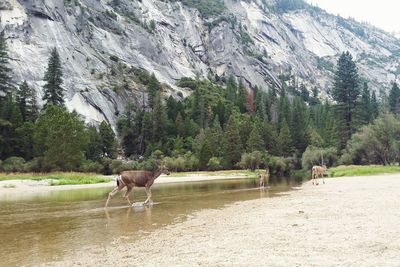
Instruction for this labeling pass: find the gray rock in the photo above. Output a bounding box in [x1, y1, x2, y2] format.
[1, 0, 399, 129]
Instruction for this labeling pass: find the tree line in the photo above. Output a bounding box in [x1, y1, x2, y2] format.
[1, 29, 400, 174]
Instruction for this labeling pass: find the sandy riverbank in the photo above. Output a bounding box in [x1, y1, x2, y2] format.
[48, 174, 400, 266]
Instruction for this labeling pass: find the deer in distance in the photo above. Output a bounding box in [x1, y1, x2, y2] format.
[105, 162, 170, 208]
[259, 168, 270, 188]
[311, 165, 327, 185]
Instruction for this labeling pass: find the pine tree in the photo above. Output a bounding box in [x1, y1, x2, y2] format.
[299, 83, 310, 103]
[247, 123, 265, 152]
[43, 48, 64, 106]
[166, 95, 178, 120]
[278, 88, 291, 130]
[210, 116, 223, 157]
[99, 121, 116, 158]
[0, 94, 23, 158]
[33, 105, 88, 170]
[16, 81, 38, 121]
[332, 51, 360, 150]
[142, 111, 154, 145]
[86, 126, 103, 161]
[290, 97, 308, 153]
[255, 89, 267, 121]
[223, 116, 243, 168]
[370, 91, 379, 119]
[260, 121, 279, 155]
[226, 75, 237, 103]
[278, 118, 293, 157]
[236, 79, 247, 113]
[147, 73, 161, 109]
[0, 31, 12, 99]
[360, 82, 371, 125]
[152, 92, 168, 143]
[388, 82, 400, 115]
[199, 135, 213, 169]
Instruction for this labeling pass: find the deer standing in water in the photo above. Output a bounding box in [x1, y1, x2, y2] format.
[259, 168, 270, 188]
[311, 165, 327, 185]
[105, 163, 170, 208]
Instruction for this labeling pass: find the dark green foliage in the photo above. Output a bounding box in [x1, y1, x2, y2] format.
[278, 89, 291, 129]
[336, 16, 366, 38]
[388, 82, 400, 115]
[274, 0, 307, 13]
[226, 75, 237, 103]
[178, 0, 225, 18]
[290, 97, 308, 153]
[247, 123, 265, 152]
[0, 31, 12, 99]
[332, 51, 360, 150]
[370, 91, 379, 120]
[278, 119, 293, 157]
[117, 103, 144, 157]
[99, 121, 117, 158]
[341, 113, 400, 165]
[34, 105, 88, 171]
[147, 73, 161, 109]
[359, 82, 372, 125]
[86, 126, 103, 161]
[16, 81, 39, 121]
[309, 101, 337, 148]
[43, 48, 64, 106]
[223, 116, 243, 168]
[15, 122, 35, 160]
[152, 92, 168, 143]
[301, 146, 338, 170]
[238, 151, 264, 171]
[236, 80, 247, 113]
[0, 94, 23, 159]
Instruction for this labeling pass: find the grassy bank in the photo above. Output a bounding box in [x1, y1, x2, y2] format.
[328, 165, 400, 177]
[0, 172, 111, 185]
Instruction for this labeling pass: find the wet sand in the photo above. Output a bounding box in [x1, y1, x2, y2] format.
[47, 174, 400, 266]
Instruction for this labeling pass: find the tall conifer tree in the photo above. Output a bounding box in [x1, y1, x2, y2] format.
[0, 31, 12, 100]
[332, 51, 360, 150]
[43, 48, 64, 106]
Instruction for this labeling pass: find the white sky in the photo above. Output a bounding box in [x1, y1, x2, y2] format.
[306, 0, 400, 33]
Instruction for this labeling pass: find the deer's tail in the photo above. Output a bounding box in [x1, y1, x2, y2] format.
[116, 174, 122, 187]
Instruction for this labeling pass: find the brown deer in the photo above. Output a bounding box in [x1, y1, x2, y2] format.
[105, 163, 170, 208]
[311, 165, 327, 185]
[259, 168, 270, 188]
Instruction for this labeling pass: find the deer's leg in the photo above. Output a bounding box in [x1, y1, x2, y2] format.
[105, 185, 125, 208]
[123, 186, 134, 206]
[143, 187, 152, 205]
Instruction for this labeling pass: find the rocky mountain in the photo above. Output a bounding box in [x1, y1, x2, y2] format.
[1, 0, 400, 129]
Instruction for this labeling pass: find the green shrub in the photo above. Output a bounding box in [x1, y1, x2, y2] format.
[24, 158, 43, 172]
[80, 160, 103, 173]
[238, 151, 263, 171]
[1, 157, 26, 173]
[207, 157, 223, 171]
[268, 156, 295, 177]
[110, 159, 123, 174]
[301, 146, 337, 170]
[179, 0, 225, 18]
[340, 113, 400, 165]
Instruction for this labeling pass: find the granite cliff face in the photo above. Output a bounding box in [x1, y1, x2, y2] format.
[1, 0, 399, 127]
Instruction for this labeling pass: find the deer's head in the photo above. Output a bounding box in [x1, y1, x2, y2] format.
[159, 161, 170, 175]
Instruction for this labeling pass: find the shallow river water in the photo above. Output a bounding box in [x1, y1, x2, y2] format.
[0, 177, 298, 266]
